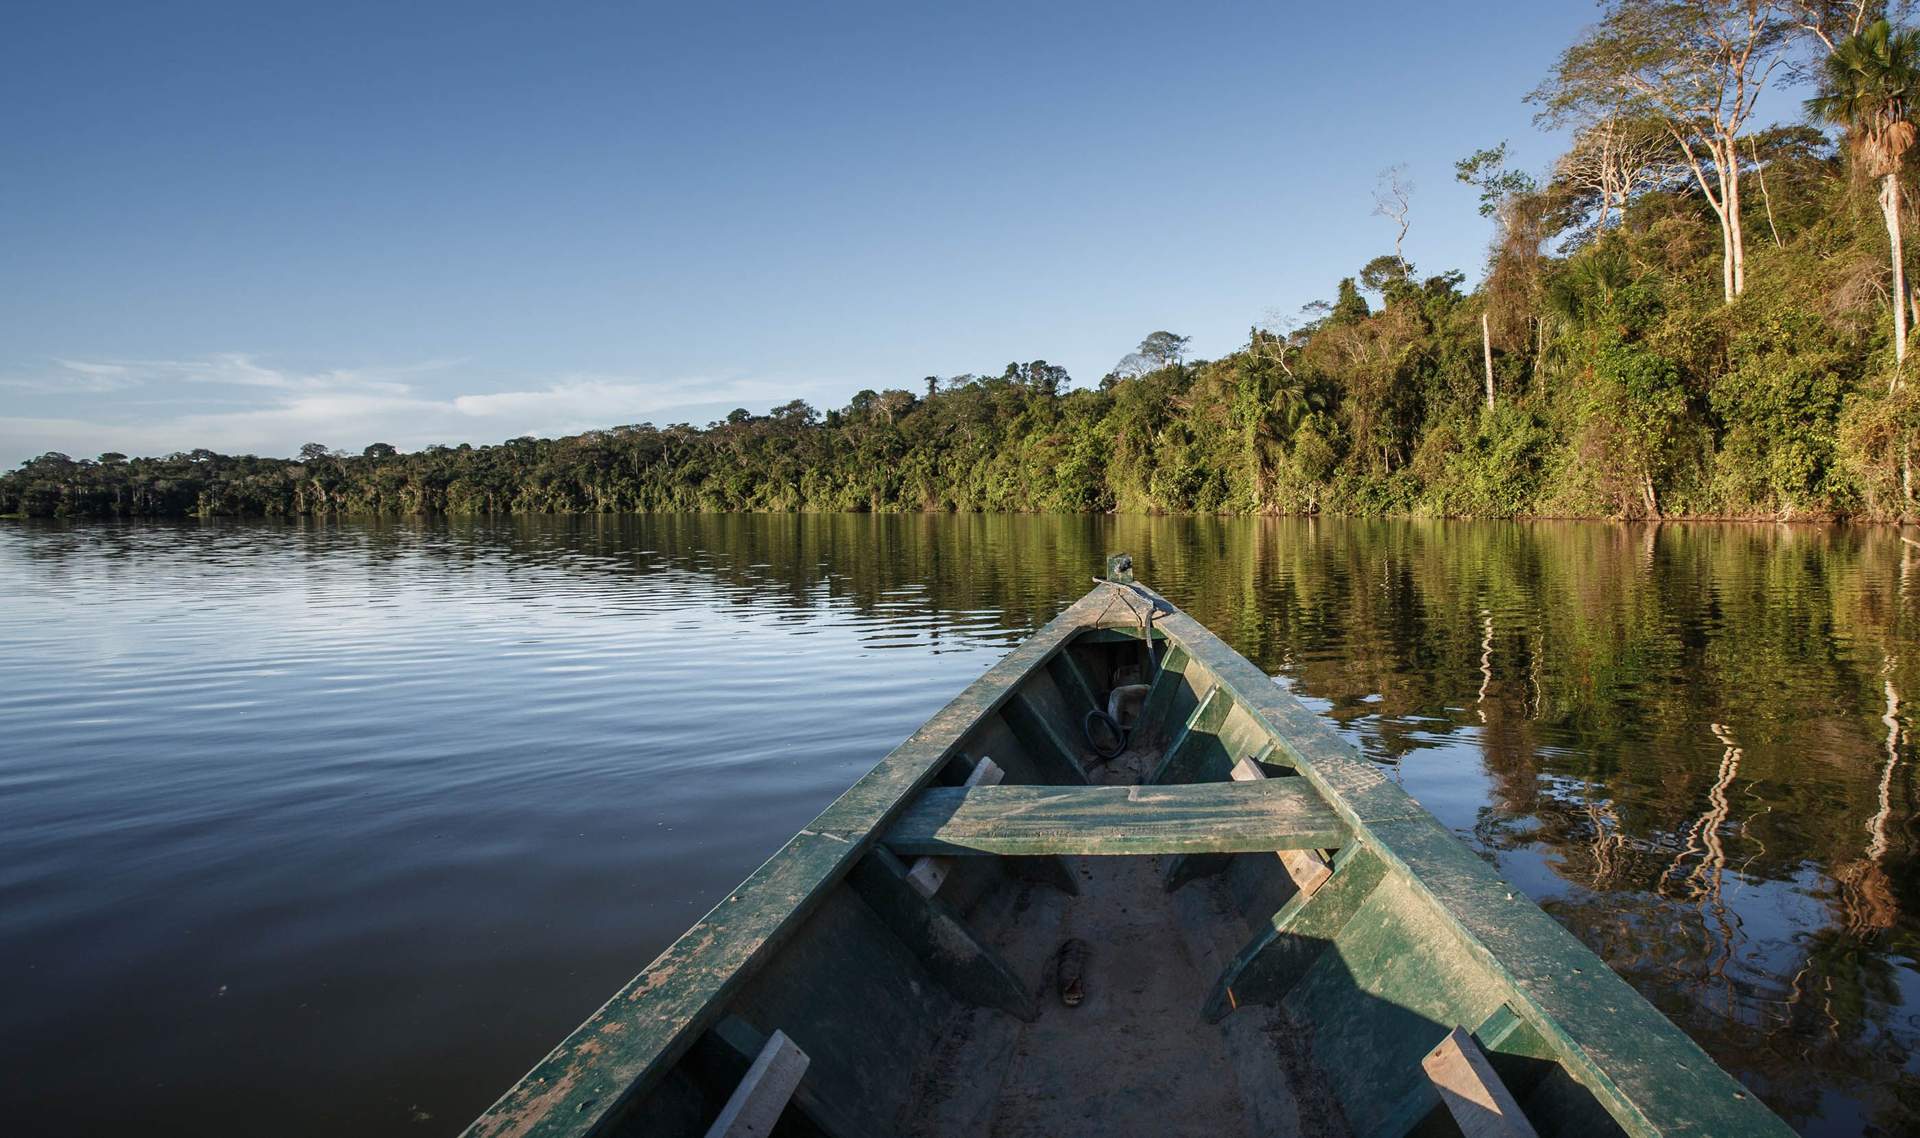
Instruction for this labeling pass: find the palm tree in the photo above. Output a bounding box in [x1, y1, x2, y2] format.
[1808, 19, 1920, 369]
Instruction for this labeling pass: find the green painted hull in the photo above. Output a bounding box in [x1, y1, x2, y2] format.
[466, 578, 1793, 1138]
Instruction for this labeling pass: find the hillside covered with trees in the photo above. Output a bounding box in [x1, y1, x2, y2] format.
[12, 1, 1920, 523]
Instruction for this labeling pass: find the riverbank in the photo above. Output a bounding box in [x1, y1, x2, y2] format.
[0, 500, 1900, 525]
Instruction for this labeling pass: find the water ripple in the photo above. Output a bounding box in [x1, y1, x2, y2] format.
[0, 515, 1914, 1136]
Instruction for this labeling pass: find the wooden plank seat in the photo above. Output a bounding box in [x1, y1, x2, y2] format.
[882, 779, 1348, 857]
[904, 757, 1003, 897]
[1420, 1026, 1539, 1138]
[1164, 756, 1334, 894]
[703, 1028, 809, 1138]
[1230, 756, 1333, 893]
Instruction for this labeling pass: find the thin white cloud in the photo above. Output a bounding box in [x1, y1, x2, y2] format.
[1, 353, 451, 396]
[0, 354, 830, 466]
[51, 359, 132, 378]
[1, 358, 145, 394]
[450, 376, 796, 424]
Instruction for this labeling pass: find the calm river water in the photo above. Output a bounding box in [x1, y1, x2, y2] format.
[1, 515, 1916, 1136]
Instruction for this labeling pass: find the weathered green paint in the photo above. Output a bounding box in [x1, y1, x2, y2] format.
[949, 749, 1080, 894]
[883, 779, 1347, 857]
[1252, 737, 1298, 770]
[1364, 1006, 1536, 1138]
[708, 887, 949, 1137]
[1146, 594, 1795, 1138]
[946, 760, 1082, 896]
[462, 592, 1115, 1138]
[998, 689, 1092, 785]
[1286, 876, 1518, 1135]
[1134, 642, 1190, 734]
[466, 579, 1795, 1138]
[1471, 1004, 1556, 1096]
[1147, 684, 1233, 784]
[1463, 1006, 1619, 1137]
[1469, 1004, 1567, 1106]
[1073, 626, 1167, 646]
[1159, 746, 1288, 891]
[1045, 650, 1102, 719]
[1203, 843, 1387, 1022]
[694, 1016, 871, 1138]
[845, 847, 1039, 1023]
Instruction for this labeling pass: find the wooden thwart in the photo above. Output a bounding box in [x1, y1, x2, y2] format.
[703, 1029, 809, 1138]
[1365, 1008, 1542, 1138]
[1045, 650, 1102, 719]
[847, 846, 1040, 1022]
[904, 757, 1003, 897]
[1162, 749, 1329, 894]
[884, 778, 1348, 858]
[1000, 690, 1092, 785]
[692, 1017, 868, 1138]
[1075, 626, 1169, 645]
[1135, 642, 1191, 739]
[1149, 683, 1233, 784]
[1232, 756, 1332, 895]
[1421, 1026, 1539, 1138]
[1202, 843, 1387, 1022]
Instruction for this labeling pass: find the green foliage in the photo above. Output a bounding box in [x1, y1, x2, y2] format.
[1358, 255, 1415, 302]
[1422, 405, 1552, 517]
[1805, 19, 1920, 173]
[1455, 141, 1539, 217]
[1709, 304, 1855, 513]
[1329, 278, 1370, 325]
[6, 60, 1919, 524]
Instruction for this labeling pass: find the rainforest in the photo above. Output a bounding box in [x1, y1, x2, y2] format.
[11, 7, 1920, 524]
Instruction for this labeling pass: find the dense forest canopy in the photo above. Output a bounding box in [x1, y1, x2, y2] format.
[14, 1, 1920, 522]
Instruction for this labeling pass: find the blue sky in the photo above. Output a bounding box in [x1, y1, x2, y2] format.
[2, 1, 1617, 464]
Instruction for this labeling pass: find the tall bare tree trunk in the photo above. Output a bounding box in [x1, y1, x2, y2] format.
[1482, 312, 1495, 410]
[1694, 138, 1747, 300]
[1668, 132, 1742, 304]
[1885, 171, 1909, 370]
[1728, 204, 1743, 301]
[1725, 141, 1746, 297]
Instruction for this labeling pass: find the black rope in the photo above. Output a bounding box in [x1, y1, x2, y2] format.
[1082, 708, 1127, 760]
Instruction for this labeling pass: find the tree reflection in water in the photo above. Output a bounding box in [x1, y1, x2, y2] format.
[7, 513, 1915, 1133]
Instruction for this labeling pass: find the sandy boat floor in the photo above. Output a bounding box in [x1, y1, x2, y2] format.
[895, 742, 1353, 1137]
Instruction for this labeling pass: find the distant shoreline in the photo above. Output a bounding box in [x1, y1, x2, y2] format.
[0, 506, 1898, 527]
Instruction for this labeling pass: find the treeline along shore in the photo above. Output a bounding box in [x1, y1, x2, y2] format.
[15, 6, 1920, 523]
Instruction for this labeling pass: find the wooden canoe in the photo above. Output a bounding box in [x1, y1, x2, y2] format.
[465, 566, 1793, 1138]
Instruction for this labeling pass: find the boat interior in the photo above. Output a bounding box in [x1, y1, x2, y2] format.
[606, 625, 1633, 1138]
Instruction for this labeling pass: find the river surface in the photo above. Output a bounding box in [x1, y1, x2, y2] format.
[1, 515, 1916, 1136]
